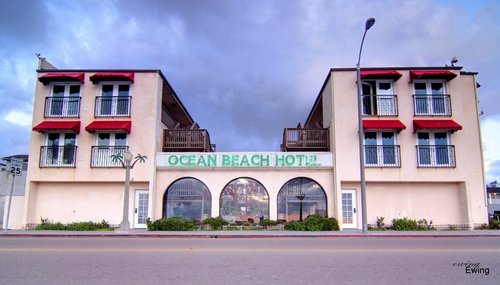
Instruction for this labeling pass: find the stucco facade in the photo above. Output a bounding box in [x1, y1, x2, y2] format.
[22, 65, 487, 230]
[308, 67, 488, 228]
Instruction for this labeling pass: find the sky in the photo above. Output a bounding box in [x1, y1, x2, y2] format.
[0, 0, 499, 183]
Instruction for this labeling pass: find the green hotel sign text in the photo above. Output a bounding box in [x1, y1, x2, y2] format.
[157, 153, 333, 168]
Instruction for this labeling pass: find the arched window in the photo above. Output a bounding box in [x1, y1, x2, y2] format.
[163, 178, 211, 221]
[277, 177, 327, 221]
[220, 178, 269, 223]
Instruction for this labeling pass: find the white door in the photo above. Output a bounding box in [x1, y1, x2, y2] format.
[134, 190, 149, 229]
[341, 190, 358, 229]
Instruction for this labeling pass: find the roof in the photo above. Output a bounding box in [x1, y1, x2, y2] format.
[1, 154, 29, 161]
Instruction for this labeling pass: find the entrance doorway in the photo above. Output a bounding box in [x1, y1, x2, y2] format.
[134, 190, 149, 229]
[341, 189, 357, 229]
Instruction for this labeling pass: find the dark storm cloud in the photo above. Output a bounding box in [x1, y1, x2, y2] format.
[0, 0, 48, 49]
[0, 0, 499, 175]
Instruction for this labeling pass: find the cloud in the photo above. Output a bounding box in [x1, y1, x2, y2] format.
[0, 0, 499, 164]
[4, 110, 32, 127]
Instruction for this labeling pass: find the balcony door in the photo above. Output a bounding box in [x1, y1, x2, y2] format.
[46, 133, 76, 166]
[417, 132, 451, 166]
[94, 133, 127, 167]
[362, 81, 395, 116]
[364, 131, 397, 166]
[49, 84, 80, 117]
[414, 80, 447, 115]
[98, 84, 130, 116]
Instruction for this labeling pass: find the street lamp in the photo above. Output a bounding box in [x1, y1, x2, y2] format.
[356, 17, 375, 233]
[296, 193, 306, 221]
[112, 151, 147, 230]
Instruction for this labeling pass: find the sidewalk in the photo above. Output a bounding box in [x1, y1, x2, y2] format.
[1, 229, 500, 238]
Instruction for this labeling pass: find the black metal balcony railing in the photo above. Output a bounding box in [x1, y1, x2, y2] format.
[416, 145, 456, 167]
[95, 96, 131, 117]
[413, 94, 451, 116]
[364, 145, 401, 167]
[362, 95, 398, 116]
[282, 128, 329, 151]
[91, 146, 129, 167]
[39, 146, 77, 168]
[163, 129, 214, 152]
[44, 97, 81, 118]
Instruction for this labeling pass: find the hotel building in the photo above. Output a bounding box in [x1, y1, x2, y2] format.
[22, 64, 487, 230]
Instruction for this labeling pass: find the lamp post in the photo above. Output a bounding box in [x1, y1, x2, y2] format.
[356, 17, 375, 233]
[296, 193, 306, 221]
[112, 151, 147, 230]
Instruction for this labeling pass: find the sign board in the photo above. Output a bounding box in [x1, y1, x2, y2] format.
[9, 158, 23, 176]
[157, 152, 333, 169]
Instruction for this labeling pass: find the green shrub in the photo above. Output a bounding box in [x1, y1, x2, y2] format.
[284, 221, 306, 231]
[261, 219, 279, 226]
[147, 217, 196, 231]
[417, 219, 435, 231]
[323, 217, 340, 231]
[376, 216, 387, 230]
[34, 218, 112, 231]
[489, 219, 500, 229]
[202, 217, 228, 230]
[35, 222, 66, 230]
[392, 217, 418, 231]
[285, 215, 340, 231]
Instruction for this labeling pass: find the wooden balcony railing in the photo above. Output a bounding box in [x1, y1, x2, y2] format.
[282, 128, 329, 152]
[163, 129, 214, 152]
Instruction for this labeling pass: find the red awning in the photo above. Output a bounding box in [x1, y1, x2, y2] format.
[363, 120, 406, 132]
[361, 70, 402, 81]
[89, 72, 135, 84]
[409, 70, 457, 81]
[33, 121, 81, 133]
[413, 120, 462, 133]
[38, 73, 85, 85]
[85, 121, 132, 133]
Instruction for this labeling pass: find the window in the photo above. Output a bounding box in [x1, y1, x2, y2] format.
[362, 80, 397, 116]
[364, 131, 400, 167]
[45, 84, 81, 117]
[91, 132, 128, 167]
[40, 133, 77, 167]
[95, 83, 131, 117]
[220, 178, 269, 223]
[163, 178, 212, 221]
[417, 132, 455, 167]
[413, 80, 451, 115]
[277, 178, 327, 221]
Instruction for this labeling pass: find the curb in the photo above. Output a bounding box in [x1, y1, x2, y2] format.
[2, 232, 500, 238]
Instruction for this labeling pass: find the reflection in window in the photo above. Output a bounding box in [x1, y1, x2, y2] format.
[277, 178, 327, 221]
[164, 178, 211, 221]
[220, 178, 269, 223]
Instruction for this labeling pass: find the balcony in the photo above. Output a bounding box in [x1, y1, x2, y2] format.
[282, 128, 329, 152]
[163, 129, 215, 152]
[44, 97, 81, 118]
[362, 95, 398, 116]
[91, 146, 129, 167]
[39, 146, 77, 168]
[364, 145, 401, 167]
[413, 94, 451, 116]
[416, 145, 456, 167]
[95, 96, 131, 117]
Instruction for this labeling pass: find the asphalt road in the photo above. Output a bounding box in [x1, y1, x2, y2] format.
[0, 237, 498, 285]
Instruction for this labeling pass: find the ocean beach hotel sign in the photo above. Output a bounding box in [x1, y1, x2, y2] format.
[157, 152, 333, 169]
